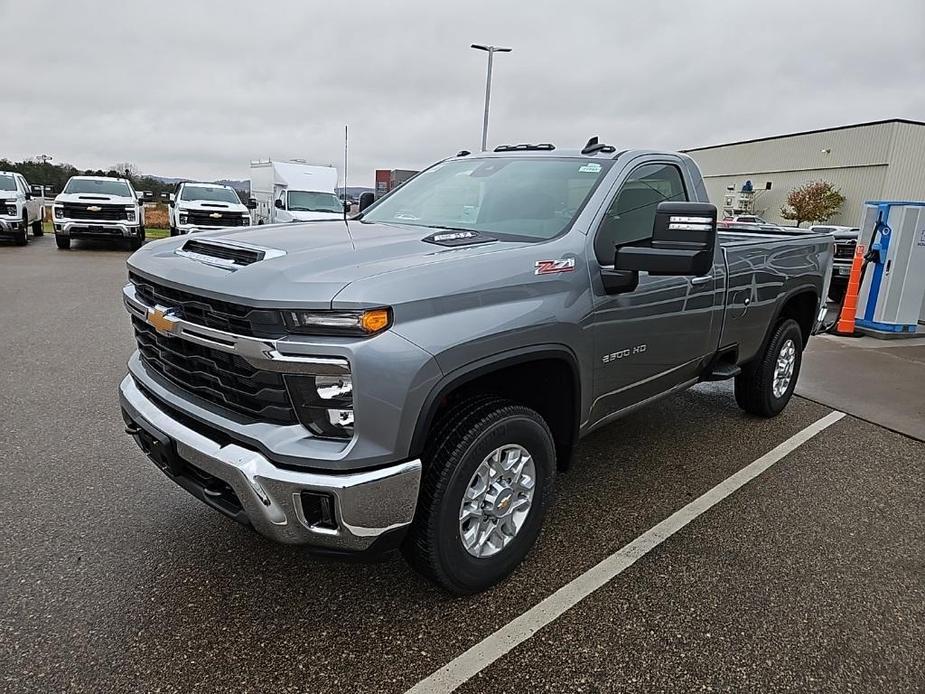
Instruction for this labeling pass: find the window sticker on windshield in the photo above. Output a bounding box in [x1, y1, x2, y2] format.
[578, 163, 602, 173]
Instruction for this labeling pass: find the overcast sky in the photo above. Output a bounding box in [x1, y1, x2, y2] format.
[1, 0, 923, 186]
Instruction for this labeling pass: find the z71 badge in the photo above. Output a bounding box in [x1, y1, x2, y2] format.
[534, 258, 575, 275]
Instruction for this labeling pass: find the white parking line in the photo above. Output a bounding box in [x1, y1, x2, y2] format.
[407, 410, 846, 694]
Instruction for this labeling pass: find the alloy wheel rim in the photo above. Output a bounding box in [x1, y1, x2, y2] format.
[459, 444, 536, 558]
[773, 338, 797, 398]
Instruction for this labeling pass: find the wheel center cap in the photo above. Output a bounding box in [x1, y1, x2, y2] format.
[491, 489, 515, 517]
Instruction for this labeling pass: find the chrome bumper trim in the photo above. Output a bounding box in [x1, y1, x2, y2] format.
[120, 375, 421, 551]
[122, 283, 349, 375]
[59, 220, 139, 236]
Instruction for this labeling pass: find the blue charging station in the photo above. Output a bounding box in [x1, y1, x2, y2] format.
[855, 201, 925, 337]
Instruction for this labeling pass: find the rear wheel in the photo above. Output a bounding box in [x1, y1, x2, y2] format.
[403, 397, 556, 594]
[735, 318, 803, 417]
[31, 219, 44, 237]
[55, 234, 70, 250]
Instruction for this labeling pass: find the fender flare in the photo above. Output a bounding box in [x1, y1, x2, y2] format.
[758, 284, 820, 355]
[408, 344, 583, 461]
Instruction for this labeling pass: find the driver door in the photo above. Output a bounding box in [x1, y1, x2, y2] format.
[588, 159, 720, 426]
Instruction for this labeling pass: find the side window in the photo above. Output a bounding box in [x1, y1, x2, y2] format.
[16, 175, 27, 193]
[594, 163, 687, 264]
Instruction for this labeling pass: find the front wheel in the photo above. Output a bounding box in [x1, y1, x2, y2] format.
[55, 234, 70, 250]
[128, 226, 145, 251]
[735, 318, 803, 417]
[403, 397, 556, 594]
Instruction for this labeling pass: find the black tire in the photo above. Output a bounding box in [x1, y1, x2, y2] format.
[828, 281, 847, 304]
[13, 226, 28, 246]
[169, 226, 179, 237]
[403, 397, 556, 594]
[55, 234, 70, 250]
[129, 226, 145, 251]
[735, 318, 803, 417]
[31, 219, 44, 237]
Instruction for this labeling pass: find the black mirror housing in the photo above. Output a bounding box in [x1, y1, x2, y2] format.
[247, 198, 257, 210]
[614, 201, 717, 277]
[274, 198, 284, 209]
[358, 192, 375, 212]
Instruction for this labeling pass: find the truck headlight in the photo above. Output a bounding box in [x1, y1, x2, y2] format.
[283, 308, 391, 337]
[178, 213, 188, 225]
[53, 206, 63, 219]
[126, 208, 136, 222]
[241, 215, 250, 226]
[5, 204, 16, 216]
[285, 373, 354, 439]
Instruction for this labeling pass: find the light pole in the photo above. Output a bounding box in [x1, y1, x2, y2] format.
[470, 44, 512, 151]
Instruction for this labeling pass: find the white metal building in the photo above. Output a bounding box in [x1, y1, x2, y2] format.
[684, 119, 925, 227]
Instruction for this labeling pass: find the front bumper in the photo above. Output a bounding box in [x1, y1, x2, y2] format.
[0, 217, 23, 235]
[56, 220, 141, 237]
[120, 374, 422, 552]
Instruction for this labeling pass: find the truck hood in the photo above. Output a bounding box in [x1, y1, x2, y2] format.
[54, 192, 136, 205]
[0, 192, 18, 203]
[177, 200, 248, 214]
[287, 209, 344, 222]
[127, 220, 525, 308]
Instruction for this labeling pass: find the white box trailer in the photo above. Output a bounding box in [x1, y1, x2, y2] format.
[249, 160, 345, 224]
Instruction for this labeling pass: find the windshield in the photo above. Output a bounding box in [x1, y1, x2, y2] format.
[64, 178, 132, 197]
[361, 157, 613, 241]
[0, 175, 16, 192]
[287, 191, 343, 213]
[180, 185, 240, 204]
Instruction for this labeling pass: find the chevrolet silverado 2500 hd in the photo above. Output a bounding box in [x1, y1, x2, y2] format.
[0, 171, 44, 245]
[119, 143, 833, 594]
[53, 175, 146, 250]
[168, 181, 253, 236]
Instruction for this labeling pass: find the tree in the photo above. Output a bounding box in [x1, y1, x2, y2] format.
[780, 180, 846, 227]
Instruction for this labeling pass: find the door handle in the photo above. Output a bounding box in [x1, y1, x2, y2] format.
[690, 275, 714, 285]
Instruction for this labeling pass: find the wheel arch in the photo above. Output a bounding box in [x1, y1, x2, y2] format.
[409, 345, 582, 471]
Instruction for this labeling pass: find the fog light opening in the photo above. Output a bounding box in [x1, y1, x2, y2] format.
[300, 491, 337, 530]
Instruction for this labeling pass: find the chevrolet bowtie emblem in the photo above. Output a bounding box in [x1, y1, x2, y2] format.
[209, 212, 222, 218]
[147, 306, 179, 335]
[87, 205, 102, 212]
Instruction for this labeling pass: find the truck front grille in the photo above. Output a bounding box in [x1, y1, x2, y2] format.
[187, 210, 248, 227]
[129, 273, 285, 338]
[62, 203, 127, 221]
[132, 316, 297, 425]
[834, 240, 857, 260]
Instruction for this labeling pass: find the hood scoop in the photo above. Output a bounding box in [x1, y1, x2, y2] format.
[175, 238, 285, 269]
[421, 229, 496, 247]
[201, 203, 230, 208]
[77, 195, 111, 200]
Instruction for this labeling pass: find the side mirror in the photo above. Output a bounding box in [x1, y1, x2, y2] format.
[343, 201, 352, 213]
[274, 198, 284, 210]
[614, 202, 716, 279]
[24, 192, 32, 200]
[358, 192, 375, 212]
[247, 198, 257, 210]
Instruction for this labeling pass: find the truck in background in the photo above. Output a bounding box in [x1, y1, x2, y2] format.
[249, 160, 346, 225]
[0, 171, 45, 246]
[168, 181, 254, 236]
[52, 175, 145, 250]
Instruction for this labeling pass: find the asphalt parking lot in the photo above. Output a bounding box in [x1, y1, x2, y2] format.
[1, 236, 923, 693]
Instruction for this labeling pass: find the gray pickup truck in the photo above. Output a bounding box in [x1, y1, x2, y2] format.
[119, 142, 832, 594]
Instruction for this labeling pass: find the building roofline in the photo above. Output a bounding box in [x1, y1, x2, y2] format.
[682, 118, 925, 153]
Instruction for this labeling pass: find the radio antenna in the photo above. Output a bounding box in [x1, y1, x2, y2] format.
[343, 124, 348, 222]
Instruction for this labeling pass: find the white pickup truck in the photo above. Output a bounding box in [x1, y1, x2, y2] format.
[53, 175, 146, 250]
[0, 171, 44, 246]
[168, 182, 253, 236]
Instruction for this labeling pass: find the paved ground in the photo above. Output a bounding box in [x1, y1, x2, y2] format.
[1, 235, 923, 693]
[799, 333, 925, 440]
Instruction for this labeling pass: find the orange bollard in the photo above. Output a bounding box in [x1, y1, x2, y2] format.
[834, 243, 866, 336]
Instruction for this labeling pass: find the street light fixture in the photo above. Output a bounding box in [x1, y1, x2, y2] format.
[470, 44, 512, 152]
